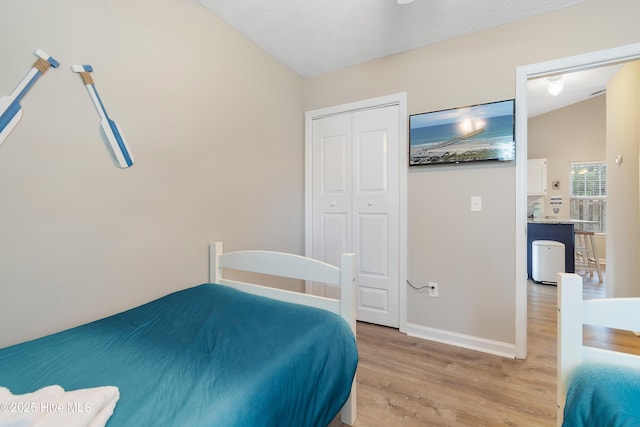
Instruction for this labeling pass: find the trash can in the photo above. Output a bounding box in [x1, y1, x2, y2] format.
[532, 240, 565, 284]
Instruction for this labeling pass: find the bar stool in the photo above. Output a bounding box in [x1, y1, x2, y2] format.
[574, 229, 603, 282]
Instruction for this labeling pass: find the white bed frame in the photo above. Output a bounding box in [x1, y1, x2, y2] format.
[557, 273, 640, 426]
[209, 242, 357, 425]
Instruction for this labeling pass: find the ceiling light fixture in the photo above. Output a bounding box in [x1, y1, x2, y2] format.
[547, 77, 565, 96]
[397, 0, 415, 4]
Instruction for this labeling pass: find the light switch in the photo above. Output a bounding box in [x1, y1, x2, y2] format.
[471, 196, 482, 212]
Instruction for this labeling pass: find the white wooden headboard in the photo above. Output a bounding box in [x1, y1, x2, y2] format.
[208, 241, 358, 425]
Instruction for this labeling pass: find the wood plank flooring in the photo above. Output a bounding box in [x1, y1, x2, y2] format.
[334, 273, 640, 426]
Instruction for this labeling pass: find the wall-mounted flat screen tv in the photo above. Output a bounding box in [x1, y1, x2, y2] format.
[409, 99, 515, 166]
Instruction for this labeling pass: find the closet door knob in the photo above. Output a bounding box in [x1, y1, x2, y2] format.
[330, 201, 336, 207]
[368, 201, 374, 206]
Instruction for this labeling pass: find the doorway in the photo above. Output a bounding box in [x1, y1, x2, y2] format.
[515, 42, 640, 358]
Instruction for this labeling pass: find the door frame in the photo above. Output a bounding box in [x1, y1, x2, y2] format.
[514, 42, 640, 359]
[304, 92, 408, 332]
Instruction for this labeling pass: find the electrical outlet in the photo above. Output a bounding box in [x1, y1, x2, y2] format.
[471, 196, 482, 212]
[428, 282, 438, 298]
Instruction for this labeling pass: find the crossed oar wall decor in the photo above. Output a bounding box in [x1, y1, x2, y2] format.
[0, 49, 134, 169]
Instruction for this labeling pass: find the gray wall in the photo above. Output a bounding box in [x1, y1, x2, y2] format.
[606, 61, 640, 297]
[0, 0, 304, 348]
[303, 0, 640, 348]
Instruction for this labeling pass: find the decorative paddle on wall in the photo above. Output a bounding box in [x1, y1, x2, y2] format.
[0, 49, 59, 145]
[72, 65, 134, 168]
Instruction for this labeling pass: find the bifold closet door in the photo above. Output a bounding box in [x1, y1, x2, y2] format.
[310, 105, 399, 327]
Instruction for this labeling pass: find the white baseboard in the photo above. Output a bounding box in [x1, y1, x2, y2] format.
[405, 322, 516, 359]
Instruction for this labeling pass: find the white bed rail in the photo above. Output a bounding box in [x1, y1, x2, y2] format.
[208, 241, 357, 425]
[557, 273, 640, 426]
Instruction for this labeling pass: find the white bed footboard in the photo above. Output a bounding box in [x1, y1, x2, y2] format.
[209, 241, 357, 425]
[557, 273, 640, 426]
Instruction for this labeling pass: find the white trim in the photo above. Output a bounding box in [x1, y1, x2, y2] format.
[405, 322, 516, 359]
[305, 92, 408, 332]
[514, 42, 640, 359]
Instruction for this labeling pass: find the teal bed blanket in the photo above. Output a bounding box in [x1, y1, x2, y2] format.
[563, 363, 640, 427]
[0, 284, 358, 426]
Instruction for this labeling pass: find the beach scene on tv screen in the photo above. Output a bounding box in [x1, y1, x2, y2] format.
[409, 100, 515, 166]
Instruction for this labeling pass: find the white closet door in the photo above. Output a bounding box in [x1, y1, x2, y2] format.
[352, 106, 399, 327]
[310, 113, 352, 297]
[310, 105, 400, 327]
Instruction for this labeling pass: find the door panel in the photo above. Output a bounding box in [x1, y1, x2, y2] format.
[352, 106, 399, 326]
[311, 115, 351, 298]
[321, 213, 349, 268]
[358, 287, 388, 313]
[357, 130, 388, 192]
[317, 213, 348, 299]
[311, 104, 399, 327]
[321, 136, 348, 194]
[357, 213, 388, 277]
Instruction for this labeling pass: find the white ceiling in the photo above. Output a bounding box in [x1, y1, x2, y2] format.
[198, 0, 589, 78]
[527, 64, 623, 118]
[198, 0, 622, 116]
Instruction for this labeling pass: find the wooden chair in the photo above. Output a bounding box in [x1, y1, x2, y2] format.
[574, 229, 603, 282]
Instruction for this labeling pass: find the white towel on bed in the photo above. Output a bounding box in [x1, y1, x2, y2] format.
[0, 385, 119, 427]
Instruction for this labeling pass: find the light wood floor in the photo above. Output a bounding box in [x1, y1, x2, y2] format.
[334, 272, 640, 426]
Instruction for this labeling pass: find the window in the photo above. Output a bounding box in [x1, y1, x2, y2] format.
[570, 162, 606, 233]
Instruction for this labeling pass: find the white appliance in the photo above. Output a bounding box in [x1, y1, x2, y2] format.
[532, 240, 565, 284]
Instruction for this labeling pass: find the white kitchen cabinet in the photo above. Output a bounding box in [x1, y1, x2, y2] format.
[528, 158, 547, 196]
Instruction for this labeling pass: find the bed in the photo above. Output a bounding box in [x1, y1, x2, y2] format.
[0, 242, 358, 427]
[557, 273, 640, 426]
